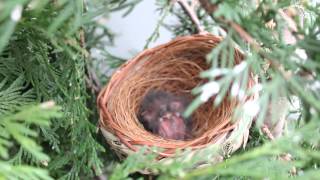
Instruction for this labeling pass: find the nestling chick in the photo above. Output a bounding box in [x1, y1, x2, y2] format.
[158, 113, 188, 140]
[138, 90, 192, 140]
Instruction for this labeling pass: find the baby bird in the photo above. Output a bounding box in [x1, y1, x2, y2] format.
[138, 90, 192, 140]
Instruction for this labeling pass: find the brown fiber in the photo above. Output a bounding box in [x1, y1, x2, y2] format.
[97, 34, 256, 159]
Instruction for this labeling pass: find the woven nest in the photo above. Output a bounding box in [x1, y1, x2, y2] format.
[98, 34, 256, 160]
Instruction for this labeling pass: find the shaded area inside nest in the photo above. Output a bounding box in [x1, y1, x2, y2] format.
[134, 57, 234, 139]
[107, 43, 237, 145]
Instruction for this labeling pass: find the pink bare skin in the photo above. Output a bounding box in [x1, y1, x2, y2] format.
[138, 90, 192, 140]
[158, 113, 187, 140]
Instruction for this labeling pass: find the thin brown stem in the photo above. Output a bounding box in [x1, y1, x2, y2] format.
[79, 26, 102, 94]
[228, 21, 260, 49]
[176, 0, 205, 34]
[261, 124, 275, 140]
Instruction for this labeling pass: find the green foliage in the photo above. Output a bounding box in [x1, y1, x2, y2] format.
[144, 0, 172, 48]
[185, 116, 320, 179]
[1, 0, 104, 179]
[109, 0, 320, 179]
[0, 0, 320, 179]
[1, 0, 143, 179]
[0, 76, 35, 115]
[0, 102, 61, 180]
[110, 115, 320, 180]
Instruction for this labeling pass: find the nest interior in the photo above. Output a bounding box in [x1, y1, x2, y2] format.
[98, 34, 246, 157]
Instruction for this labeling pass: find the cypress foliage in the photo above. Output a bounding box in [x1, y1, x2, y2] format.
[0, 0, 319, 179]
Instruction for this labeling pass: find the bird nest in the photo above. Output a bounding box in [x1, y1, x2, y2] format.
[97, 34, 256, 160]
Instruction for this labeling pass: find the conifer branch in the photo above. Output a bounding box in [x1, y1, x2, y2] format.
[0, 0, 319, 179]
[198, 1, 296, 52]
[199, 1, 320, 112]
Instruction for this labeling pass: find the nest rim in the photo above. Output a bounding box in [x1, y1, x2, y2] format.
[97, 34, 256, 159]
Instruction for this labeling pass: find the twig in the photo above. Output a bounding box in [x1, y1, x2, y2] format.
[79, 27, 102, 94]
[94, 174, 108, 180]
[93, 166, 108, 180]
[261, 124, 296, 175]
[87, 63, 102, 92]
[262, 122, 296, 175]
[261, 124, 275, 140]
[227, 21, 260, 50]
[278, 9, 297, 32]
[144, 3, 172, 48]
[85, 75, 101, 94]
[175, 0, 205, 34]
[79, 28, 86, 49]
[85, 61, 102, 95]
[198, 0, 264, 55]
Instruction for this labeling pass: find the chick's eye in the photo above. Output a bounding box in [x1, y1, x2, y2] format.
[141, 110, 155, 121]
[170, 101, 182, 111]
[159, 104, 168, 116]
